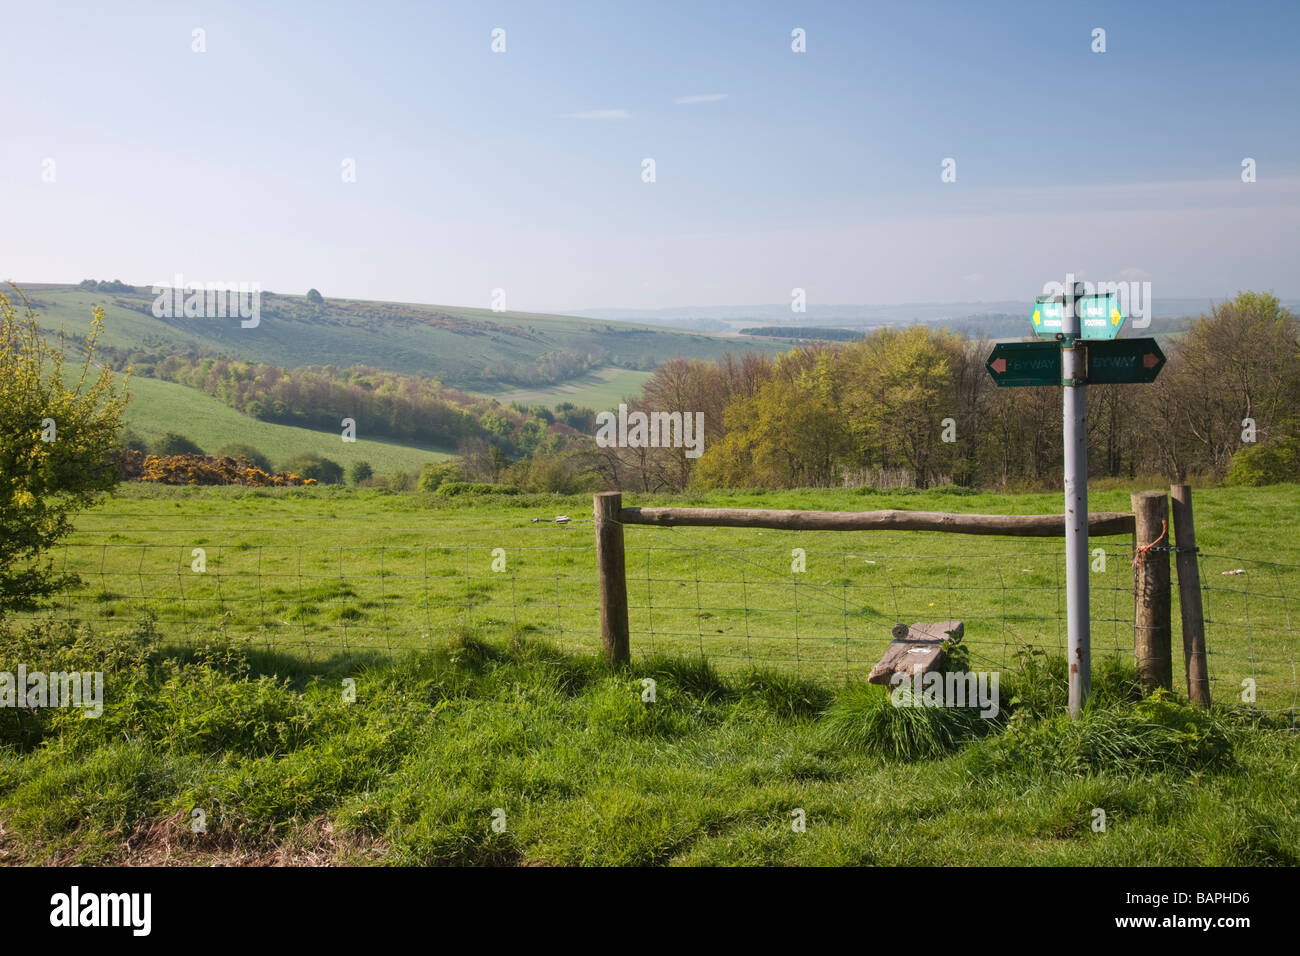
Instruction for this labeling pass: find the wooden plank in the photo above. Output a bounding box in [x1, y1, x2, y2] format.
[868, 621, 964, 685]
[619, 506, 1135, 537]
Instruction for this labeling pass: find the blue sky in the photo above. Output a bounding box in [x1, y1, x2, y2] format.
[1, 0, 1296, 312]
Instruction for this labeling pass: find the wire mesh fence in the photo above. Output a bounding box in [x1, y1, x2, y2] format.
[10, 510, 1297, 720]
[1197, 552, 1299, 720]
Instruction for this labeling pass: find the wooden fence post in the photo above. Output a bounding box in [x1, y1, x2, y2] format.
[1131, 491, 1172, 692]
[1170, 485, 1211, 707]
[594, 491, 630, 668]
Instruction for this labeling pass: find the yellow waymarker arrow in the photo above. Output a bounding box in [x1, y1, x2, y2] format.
[1032, 309, 1040, 325]
[1111, 309, 1121, 325]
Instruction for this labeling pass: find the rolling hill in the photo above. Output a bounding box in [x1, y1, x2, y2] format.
[17, 283, 791, 392]
[116, 375, 452, 475]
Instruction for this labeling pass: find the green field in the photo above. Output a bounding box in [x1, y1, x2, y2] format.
[475, 366, 654, 409]
[118, 375, 451, 475]
[2, 483, 1297, 866]
[19, 483, 1300, 710]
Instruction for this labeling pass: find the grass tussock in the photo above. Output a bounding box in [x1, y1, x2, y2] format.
[966, 689, 1234, 779]
[819, 682, 991, 760]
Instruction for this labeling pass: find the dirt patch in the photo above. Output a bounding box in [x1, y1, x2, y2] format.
[8, 812, 390, 867]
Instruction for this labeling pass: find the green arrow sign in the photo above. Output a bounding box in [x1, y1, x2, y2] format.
[986, 341, 1061, 387]
[1030, 293, 1125, 340]
[1029, 296, 1064, 337]
[1086, 337, 1165, 383]
[1078, 292, 1125, 339]
[986, 338, 1166, 387]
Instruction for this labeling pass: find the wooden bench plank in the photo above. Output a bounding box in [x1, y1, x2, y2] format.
[868, 621, 964, 685]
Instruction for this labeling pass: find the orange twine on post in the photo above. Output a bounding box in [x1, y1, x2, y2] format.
[1131, 519, 1167, 569]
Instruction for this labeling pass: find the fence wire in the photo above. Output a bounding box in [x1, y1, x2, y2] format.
[10, 514, 1297, 719]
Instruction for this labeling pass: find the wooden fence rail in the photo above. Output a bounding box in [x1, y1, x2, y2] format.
[620, 506, 1136, 537]
[595, 490, 1202, 700]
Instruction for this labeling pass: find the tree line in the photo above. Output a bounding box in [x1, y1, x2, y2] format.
[592, 293, 1300, 492]
[112, 352, 580, 460]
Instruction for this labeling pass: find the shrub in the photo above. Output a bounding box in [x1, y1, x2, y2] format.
[436, 481, 520, 497]
[349, 460, 374, 485]
[215, 443, 272, 472]
[386, 470, 414, 492]
[128, 452, 315, 486]
[279, 452, 344, 485]
[519, 455, 590, 494]
[417, 462, 460, 492]
[1, 288, 126, 614]
[1224, 438, 1300, 486]
[152, 431, 204, 456]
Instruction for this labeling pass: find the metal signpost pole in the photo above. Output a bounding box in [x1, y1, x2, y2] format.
[988, 282, 1160, 717]
[1061, 276, 1090, 718]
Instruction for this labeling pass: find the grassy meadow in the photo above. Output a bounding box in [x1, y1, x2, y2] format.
[21, 482, 1299, 707]
[2, 482, 1297, 865]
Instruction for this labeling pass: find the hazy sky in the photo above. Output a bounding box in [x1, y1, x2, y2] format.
[2, 0, 1296, 314]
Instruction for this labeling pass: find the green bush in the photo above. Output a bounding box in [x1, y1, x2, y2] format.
[214, 443, 272, 472]
[349, 460, 374, 485]
[1, 289, 126, 614]
[1224, 438, 1300, 486]
[436, 481, 521, 497]
[386, 470, 414, 492]
[279, 452, 344, 485]
[151, 431, 204, 457]
[417, 462, 460, 492]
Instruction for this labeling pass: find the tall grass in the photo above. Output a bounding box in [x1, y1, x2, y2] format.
[0, 619, 1295, 866]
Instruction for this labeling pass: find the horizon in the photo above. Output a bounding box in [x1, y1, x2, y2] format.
[12, 279, 1297, 324]
[3, 0, 1297, 313]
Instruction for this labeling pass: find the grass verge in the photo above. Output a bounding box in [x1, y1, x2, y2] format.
[1, 619, 1296, 866]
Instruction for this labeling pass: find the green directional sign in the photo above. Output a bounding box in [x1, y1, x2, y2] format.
[986, 337, 1166, 387]
[1030, 293, 1125, 340]
[986, 341, 1061, 387]
[1086, 337, 1165, 384]
[1077, 292, 1125, 339]
[1029, 296, 1064, 337]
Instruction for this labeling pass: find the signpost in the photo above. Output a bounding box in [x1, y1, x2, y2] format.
[1031, 291, 1124, 340]
[986, 341, 1060, 386]
[990, 277, 1165, 719]
[987, 337, 1166, 387]
[1085, 338, 1165, 384]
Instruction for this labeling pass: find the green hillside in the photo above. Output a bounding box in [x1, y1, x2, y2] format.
[474, 367, 655, 409]
[19, 283, 787, 391]
[120, 375, 450, 475]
